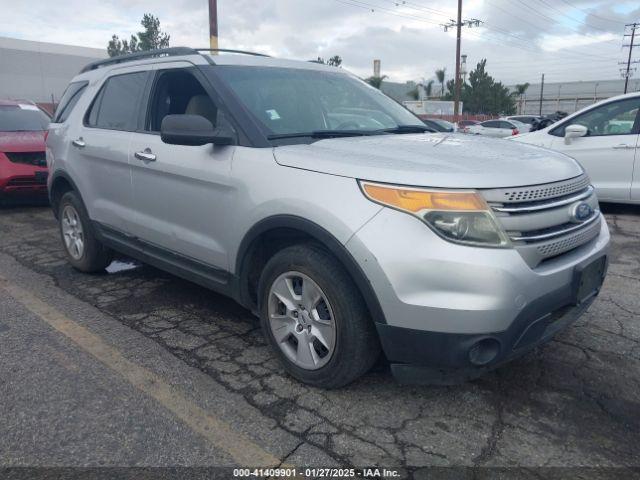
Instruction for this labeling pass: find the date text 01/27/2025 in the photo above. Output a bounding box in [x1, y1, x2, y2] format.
[232, 467, 401, 478]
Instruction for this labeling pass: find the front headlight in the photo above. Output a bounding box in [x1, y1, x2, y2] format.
[359, 181, 510, 248]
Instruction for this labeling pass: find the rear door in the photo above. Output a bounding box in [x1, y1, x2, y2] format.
[547, 96, 640, 202]
[68, 68, 149, 232]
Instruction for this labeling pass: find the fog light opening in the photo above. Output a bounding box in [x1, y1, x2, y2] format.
[468, 338, 501, 366]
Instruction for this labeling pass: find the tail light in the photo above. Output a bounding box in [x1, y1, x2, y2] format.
[44, 129, 50, 142]
[512, 128, 519, 136]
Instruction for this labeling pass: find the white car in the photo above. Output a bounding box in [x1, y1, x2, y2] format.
[504, 115, 540, 131]
[467, 119, 526, 137]
[513, 92, 640, 204]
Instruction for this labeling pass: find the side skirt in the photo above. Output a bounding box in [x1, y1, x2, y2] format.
[92, 222, 241, 303]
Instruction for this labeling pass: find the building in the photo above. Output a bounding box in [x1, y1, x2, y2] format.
[0, 36, 106, 111]
[510, 79, 640, 115]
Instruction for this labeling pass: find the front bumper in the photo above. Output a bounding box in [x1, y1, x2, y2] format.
[346, 208, 610, 383]
[0, 158, 48, 201]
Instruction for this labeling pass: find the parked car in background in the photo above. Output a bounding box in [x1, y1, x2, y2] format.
[0, 99, 50, 203]
[513, 92, 640, 204]
[48, 47, 609, 387]
[467, 119, 523, 137]
[504, 115, 539, 132]
[457, 119, 478, 133]
[422, 118, 456, 132]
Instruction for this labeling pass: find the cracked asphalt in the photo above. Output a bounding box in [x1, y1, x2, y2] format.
[0, 204, 639, 477]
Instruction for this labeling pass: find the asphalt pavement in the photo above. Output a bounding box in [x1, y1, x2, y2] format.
[0, 204, 639, 479]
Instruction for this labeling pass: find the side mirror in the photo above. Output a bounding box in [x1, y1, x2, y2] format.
[564, 124, 588, 145]
[161, 114, 234, 146]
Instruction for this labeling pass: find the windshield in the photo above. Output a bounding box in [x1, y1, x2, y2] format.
[209, 66, 424, 139]
[0, 105, 50, 132]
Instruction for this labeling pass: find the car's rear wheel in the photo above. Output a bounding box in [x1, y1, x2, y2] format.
[58, 191, 113, 272]
[258, 244, 380, 388]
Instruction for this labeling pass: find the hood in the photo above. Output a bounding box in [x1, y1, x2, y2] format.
[273, 133, 583, 189]
[0, 131, 46, 152]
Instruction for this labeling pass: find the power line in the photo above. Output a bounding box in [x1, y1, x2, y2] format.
[621, 22, 640, 93]
[555, 0, 622, 25]
[329, 0, 622, 65]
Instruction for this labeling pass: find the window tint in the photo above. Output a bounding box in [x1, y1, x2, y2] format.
[146, 69, 224, 132]
[500, 121, 515, 129]
[86, 72, 147, 131]
[483, 121, 500, 128]
[551, 98, 640, 137]
[53, 81, 87, 123]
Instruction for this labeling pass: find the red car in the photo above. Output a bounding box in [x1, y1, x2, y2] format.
[0, 99, 50, 203]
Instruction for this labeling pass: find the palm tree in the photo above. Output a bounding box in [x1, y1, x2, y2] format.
[435, 68, 446, 97]
[513, 82, 530, 114]
[422, 79, 434, 98]
[365, 75, 388, 89]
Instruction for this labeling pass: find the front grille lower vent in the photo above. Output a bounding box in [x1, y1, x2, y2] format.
[5, 151, 46, 167]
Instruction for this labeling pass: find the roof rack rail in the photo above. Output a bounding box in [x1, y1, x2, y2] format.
[195, 48, 271, 57]
[80, 47, 198, 73]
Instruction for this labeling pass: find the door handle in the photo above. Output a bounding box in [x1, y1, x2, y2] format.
[612, 144, 635, 150]
[72, 138, 86, 148]
[134, 149, 156, 162]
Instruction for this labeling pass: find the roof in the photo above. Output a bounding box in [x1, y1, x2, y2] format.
[0, 35, 106, 59]
[78, 47, 340, 76]
[0, 99, 36, 107]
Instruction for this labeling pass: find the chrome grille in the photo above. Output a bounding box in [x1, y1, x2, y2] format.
[481, 175, 602, 266]
[535, 219, 602, 258]
[483, 175, 591, 204]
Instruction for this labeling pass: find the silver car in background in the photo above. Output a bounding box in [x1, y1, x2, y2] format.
[47, 48, 610, 387]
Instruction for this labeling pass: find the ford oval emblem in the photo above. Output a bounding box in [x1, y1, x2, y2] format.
[570, 202, 594, 223]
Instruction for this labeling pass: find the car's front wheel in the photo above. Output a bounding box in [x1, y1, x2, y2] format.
[58, 191, 113, 272]
[258, 244, 380, 388]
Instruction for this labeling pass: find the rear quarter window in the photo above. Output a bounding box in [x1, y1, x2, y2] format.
[53, 81, 88, 123]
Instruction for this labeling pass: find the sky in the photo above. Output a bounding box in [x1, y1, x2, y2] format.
[0, 0, 638, 87]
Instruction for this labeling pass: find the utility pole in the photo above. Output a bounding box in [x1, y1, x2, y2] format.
[621, 23, 640, 94]
[208, 0, 219, 52]
[442, 6, 482, 122]
[453, 0, 462, 120]
[539, 73, 545, 116]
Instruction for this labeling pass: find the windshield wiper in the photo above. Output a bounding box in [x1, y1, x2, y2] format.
[382, 125, 435, 134]
[267, 129, 385, 140]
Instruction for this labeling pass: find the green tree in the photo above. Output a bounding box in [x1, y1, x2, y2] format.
[444, 59, 515, 115]
[317, 55, 343, 67]
[107, 14, 170, 57]
[365, 75, 388, 89]
[435, 68, 446, 97]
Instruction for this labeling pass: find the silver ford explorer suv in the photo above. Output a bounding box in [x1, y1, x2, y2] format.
[47, 48, 610, 388]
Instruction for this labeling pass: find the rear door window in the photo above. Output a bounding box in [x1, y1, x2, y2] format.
[86, 72, 148, 131]
[53, 81, 88, 123]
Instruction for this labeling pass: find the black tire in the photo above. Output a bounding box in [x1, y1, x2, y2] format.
[58, 191, 113, 272]
[258, 243, 381, 388]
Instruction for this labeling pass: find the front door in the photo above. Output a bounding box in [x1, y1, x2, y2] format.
[548, 96, 640, 202]
[128, 65, 237, 271]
